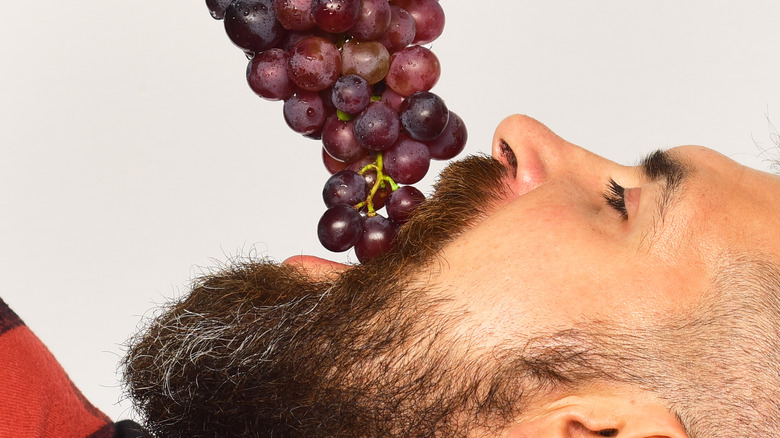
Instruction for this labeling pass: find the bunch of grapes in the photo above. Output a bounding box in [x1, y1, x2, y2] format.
[206, 0, 467, 262]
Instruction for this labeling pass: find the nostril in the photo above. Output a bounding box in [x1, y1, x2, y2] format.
[499, 139, 518, 178]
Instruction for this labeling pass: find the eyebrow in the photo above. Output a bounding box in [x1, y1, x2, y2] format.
[638, 149, 691, 248]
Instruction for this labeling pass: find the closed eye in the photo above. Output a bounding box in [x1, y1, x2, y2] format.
[604, 178, 628, 220]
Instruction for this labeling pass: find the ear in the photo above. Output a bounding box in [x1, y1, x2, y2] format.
[282, 255, 349, 279]
[505, 388, 688, 438]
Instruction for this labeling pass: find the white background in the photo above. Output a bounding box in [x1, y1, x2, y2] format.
[2, 0, 780, 422]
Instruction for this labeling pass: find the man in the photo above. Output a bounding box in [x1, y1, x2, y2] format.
[123, 115, 780, 437]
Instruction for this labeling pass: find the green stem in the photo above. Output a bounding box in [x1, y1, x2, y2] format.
[357, 153, 398, 216]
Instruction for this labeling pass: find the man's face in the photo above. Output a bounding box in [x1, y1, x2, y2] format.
[432, 114, 780, 348]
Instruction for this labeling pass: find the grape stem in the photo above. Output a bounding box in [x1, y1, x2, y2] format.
[356, 152, 399, 216]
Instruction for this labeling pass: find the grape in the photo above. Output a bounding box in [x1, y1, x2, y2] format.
[331, 75, 371, 114]
[246, 48, 297, 101]
[341, 40, 391, 85]
[399, 91, 449, 141]
[383, 136, 430, 184]
[378, 6, 416, 53]
[359, 169, 391, 210]
[380, 85, 404, 112]
[273, 0, 316, 31]
[321, 114, 368, 163]
[353, 101, 400, 151]
[385, 45, 440, 96]
[386, 185, 425, 224]
[322, 148, 348, 174]
[318, 204, 363, 252]
[289, 36, 342, 91]
[354, 215, 398, 262]
[313, 0, 361, 33]
[283, 91, 328, 135]
[206, 0, 233, 20]
[351, 0, 392, 40]
[207, 0, 467, 261]
[427, 111, 467, 160]
[393, 0, 445, 45]
[224, 0, 284, 53]
[323, 170, 368, 208]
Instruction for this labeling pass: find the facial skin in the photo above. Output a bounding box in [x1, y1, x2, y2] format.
[123, 115, 780, 438]
[435, 114, 780, 349]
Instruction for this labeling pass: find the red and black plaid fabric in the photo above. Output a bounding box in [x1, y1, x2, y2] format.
[0, 298, 148, 438]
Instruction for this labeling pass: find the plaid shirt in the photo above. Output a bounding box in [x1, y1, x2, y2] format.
[0, 298, 147, 438]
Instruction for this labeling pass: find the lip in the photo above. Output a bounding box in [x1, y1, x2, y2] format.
[624, 187, 642, 219]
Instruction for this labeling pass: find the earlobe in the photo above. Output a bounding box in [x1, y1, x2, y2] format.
[282, 255, 349, 279]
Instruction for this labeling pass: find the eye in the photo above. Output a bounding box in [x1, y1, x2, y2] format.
[603, 178, 628, 220]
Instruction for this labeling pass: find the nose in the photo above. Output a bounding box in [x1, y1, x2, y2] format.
[491, 115, 631, 196]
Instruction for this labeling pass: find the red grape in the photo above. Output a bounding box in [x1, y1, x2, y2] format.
[383, 136, 430, 184]
[313, 0, 361, 33]
[354, 215, 398, 262]
[378, 6, 416, 53]
[283, 91, 328, 135]
[353, 101, 400, 151]
[246, 48, 297, 101]
[224, 0, 284, 53]
[399, 91, 449, 141]
[395, 0, 445, 45]
[323, 170, 368, 208]
[321, 114, 368, 162]
[206, 0, 233, 19]
[351, 0, 392, 40]
[331, 75, 372, 114]
[273, 0, 316, 30]
[427, 111, 467, 160]
[317, 204, 363, 252]
[341, 40, 391, 85]
[288, 36, 342, 91]
[322, 148, 349, 174]
[385, 45, 440, 96]
[386, 185, 425, 224]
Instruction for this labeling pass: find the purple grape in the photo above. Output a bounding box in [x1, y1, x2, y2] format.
[341, 40, 391, 85]
[283, 91, 328, 135]
[378, 6, 416, 53]
[323, 170, 368, 208]
[399, 91, 449, 141]
[386, 45, 440, 96]
[322, 148, 348, 174]
[224, 0, 284, 53]
[321, 115, 367, 162]
[206, 0, 233, 19]
[383, 136, 430, 184]
[353, 101, 400, 151]
[289, 36, 342, 91]
[354, 214, 398, 262]
[246, 48, 297, 101]
[395, 0, 445, 45]
[380, 86, 404, 112]
[427, 111, 467, 160]
[351, 0, 392, 40]
[359, 169, 391, 210]
[331, 75, 371, 115]
[313, 0, 361, 33]
[317, 204, 363, 252]
[273, 0, 316, 30]
[386, 185, 425, 224]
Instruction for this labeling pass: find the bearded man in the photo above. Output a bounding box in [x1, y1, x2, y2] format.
[123, 115, 780, 437]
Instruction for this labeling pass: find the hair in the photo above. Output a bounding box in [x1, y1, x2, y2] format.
[124, 155, 780, 437]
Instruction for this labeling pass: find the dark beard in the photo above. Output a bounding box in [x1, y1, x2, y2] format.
[122, 155, 519, 437]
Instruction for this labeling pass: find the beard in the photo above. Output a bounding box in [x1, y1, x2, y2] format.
[123, 154, 780, 437]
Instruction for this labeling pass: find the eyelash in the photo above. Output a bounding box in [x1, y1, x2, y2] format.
[604, 178, 628, 220]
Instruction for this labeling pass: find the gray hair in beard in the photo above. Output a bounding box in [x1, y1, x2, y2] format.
[123, 155, 545, 437]
[124, 154, 780, 437]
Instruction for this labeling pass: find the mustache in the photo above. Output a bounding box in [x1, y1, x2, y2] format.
[384, 153, 510, 266]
